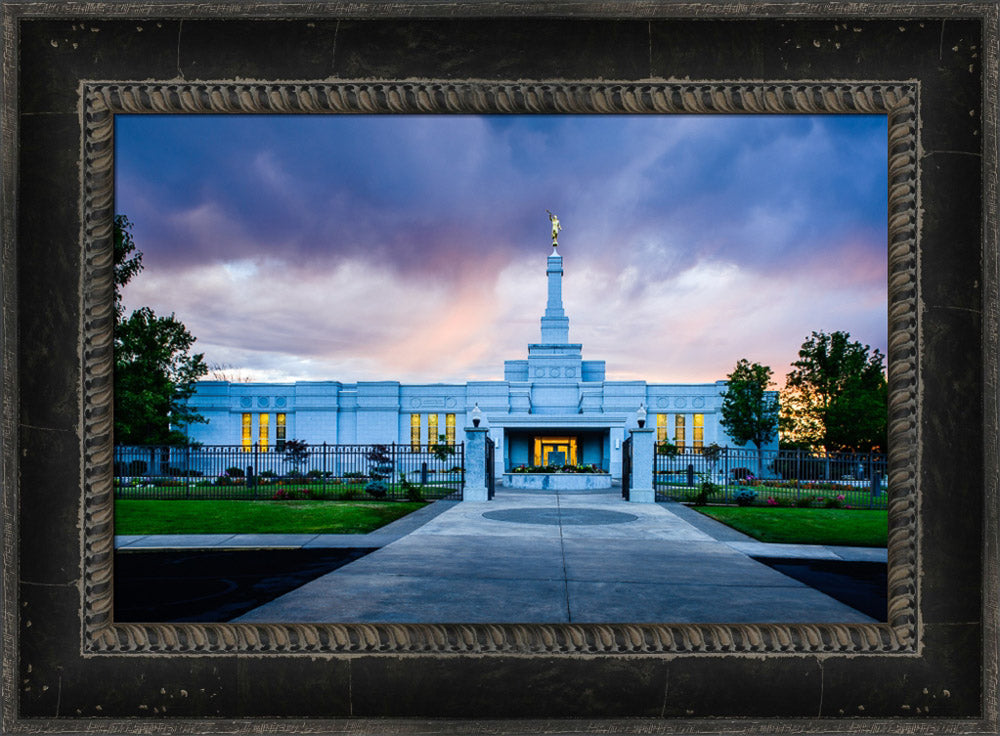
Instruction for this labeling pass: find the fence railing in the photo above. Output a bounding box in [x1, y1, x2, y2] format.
[114, 443, 464, 501]
[653, 445, 888, 509]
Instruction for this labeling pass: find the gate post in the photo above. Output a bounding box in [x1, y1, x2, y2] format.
[463, 426, 490, 501]
[627, 427, 656, 503]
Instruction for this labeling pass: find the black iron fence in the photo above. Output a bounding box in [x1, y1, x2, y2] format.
[621, 435, 632, 501]
[653, 445, 888, 509]
[114, 443, 464, 501]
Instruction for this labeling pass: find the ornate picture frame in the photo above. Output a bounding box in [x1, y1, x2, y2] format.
[3, 2, 997, 732]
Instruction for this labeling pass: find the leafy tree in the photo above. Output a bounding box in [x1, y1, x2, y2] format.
[430, 434, 456, 462]
[113, 216, 207, 445]
[114, 307, 208, 445]
[719, 359, 780, 476]
[282, 439, 310, 473]
[113, 215, 143, 322]
[782, 330, 887, 452]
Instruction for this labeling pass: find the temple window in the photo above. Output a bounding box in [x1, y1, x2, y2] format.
[428, 414, 439, 448]
[242, 413, 252, 451]
[259, 412, 269, 451]
[693, 413, 704, 451]
[276, 413, 286, 452]
[410, 414, 421, 451]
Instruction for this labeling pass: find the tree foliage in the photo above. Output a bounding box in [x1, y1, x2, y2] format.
[719, 359, 780, 452]
[781, 330, 887, 452]
[113, 214, 143, 322]
[113, 216, 207, 445]
[115, 307, 208, 445]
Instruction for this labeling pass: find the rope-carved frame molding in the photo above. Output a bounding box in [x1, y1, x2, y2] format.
[81, 81, 919, 655]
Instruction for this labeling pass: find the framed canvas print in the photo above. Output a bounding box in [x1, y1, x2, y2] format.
[2, 1, 997, 734]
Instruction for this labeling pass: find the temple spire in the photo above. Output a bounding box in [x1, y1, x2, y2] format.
[540, 214, 569, 344]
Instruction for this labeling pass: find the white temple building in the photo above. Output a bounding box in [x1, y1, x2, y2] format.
[185, 242, 777, 481]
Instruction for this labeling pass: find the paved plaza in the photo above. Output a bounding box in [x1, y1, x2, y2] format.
[183, 488, 884, 625]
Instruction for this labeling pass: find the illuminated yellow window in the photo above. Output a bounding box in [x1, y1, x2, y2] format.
[259, 413, 269, 451]
[410, 414, 421, 451]
[693, 413, 704, 452]
[276, 413, 286, 451]
[428, 414, 439, 447]
[675, 414, 686, 451]
[242, 413, 252, 451]
[445, 414, 456, 444]
[656, 413, 670, 444]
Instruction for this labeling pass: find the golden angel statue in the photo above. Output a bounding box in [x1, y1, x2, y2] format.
[546, 209, 562, 246]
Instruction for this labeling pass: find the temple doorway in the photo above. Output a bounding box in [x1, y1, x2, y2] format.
[533, 436, 578, 466]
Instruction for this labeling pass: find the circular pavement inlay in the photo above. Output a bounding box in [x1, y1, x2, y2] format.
[481, 507, 639, 526]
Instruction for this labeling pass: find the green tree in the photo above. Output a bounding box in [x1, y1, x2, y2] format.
[113, 214, 143, 322]
[719, 359, 780, 476]
[113, 216, 208, 445]
[114, 307, 208, 445]
[782, 330, 887, 452]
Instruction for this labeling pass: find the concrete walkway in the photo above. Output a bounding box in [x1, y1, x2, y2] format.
[222, 488, 881, 624]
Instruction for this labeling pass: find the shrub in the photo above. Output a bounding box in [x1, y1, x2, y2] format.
[365, 480, 388, 499]
[306, 469, 324, 479]
[694, 480, 718, 505]
[225, 466, 245, 478]
[339, 487, 359, 500]
[400, 474, 425, 503]
[656, 440, 679, 457]
[824, 494, 845, 509]
[259, 470, 276, 478]
[734, 488, 757, 506]
[343, 471, 366, 480]
[795, 496, 813, 508]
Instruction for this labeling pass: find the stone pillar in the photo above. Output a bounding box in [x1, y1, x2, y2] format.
[463, 426, 490, 501]
[628, 427, 655, 503]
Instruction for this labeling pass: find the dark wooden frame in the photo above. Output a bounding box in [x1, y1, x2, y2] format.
[3, 2, 997, 733]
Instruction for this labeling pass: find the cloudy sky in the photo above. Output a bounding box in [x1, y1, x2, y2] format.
[115, 113, 887, 386]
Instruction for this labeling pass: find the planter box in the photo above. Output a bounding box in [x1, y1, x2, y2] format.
[503, 472, 612, 490]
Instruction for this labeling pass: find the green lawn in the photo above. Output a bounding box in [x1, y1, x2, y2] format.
[692, 506, 887, 547]
[115, 499, 426, 535]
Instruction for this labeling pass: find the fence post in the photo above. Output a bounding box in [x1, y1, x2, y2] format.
[626, 427, 655, 503]
[723, 447, 729, 493]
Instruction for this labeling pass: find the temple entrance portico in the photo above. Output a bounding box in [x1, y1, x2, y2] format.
[487, 415, 630, 479]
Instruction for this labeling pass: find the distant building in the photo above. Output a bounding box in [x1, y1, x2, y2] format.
[185, 245, 778, 479]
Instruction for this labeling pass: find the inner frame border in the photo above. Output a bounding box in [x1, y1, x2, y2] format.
[81, 80, 919, 656]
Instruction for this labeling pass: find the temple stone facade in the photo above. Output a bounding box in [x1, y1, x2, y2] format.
[185, 245, 778, 480]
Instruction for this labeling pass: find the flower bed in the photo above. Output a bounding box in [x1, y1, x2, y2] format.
[510, 463, 602, 473]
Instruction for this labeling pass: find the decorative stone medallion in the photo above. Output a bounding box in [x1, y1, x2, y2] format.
[257, 397, 269, 408]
